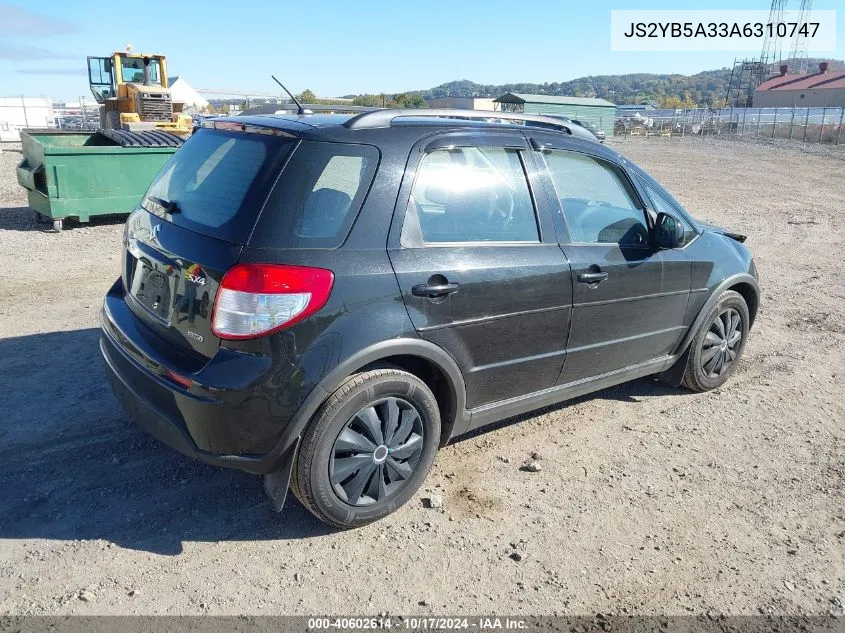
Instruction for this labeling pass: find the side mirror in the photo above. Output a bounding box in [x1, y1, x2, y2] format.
[653, 211, 685, 249]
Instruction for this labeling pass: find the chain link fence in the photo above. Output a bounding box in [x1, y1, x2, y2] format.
[614, 106, 845, 144]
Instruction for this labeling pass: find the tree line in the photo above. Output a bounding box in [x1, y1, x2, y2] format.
[367, 58, 843, 109]
[296, 90, 428, 109]
[205, 58, 843, 113]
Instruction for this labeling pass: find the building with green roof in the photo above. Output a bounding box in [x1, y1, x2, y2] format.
[493, 93, 617, 135]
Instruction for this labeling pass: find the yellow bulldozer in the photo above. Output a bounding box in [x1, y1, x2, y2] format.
[87, 48, 193, 134]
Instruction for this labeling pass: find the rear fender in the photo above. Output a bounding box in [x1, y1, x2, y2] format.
[259, 339, 469, 514]
[269, 338, 470, 469]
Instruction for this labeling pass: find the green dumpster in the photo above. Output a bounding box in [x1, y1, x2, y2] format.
[16, 129, 183, 231]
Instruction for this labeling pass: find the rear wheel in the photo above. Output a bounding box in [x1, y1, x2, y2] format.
[682, 290, 749, 392]
[291, 368, 440, 528]
[105, 110, 120, 130]
[99, 108, 119, 130]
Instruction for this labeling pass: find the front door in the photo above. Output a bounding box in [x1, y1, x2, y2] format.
[531, 140, 691, 383]
[388, 132, 572, 408]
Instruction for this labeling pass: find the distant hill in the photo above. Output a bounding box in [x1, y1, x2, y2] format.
[352, 58, 845, 108]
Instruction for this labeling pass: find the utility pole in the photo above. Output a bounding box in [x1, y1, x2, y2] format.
[21, 95, 29, 128]
[789, 0, 814, 74]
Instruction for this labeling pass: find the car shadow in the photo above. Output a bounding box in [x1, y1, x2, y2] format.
[0, 327, 690, 554]
[0, 205, 127, 233]
[0, 328, 333, 556]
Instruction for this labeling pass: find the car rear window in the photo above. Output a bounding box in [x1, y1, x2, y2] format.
[249, 141, 380, 249]
[142, 128, 295, 243]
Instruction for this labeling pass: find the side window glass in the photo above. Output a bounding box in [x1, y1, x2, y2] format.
[88, 58, 114, 101]
[252, 141, 379, 249]
[640, 179, 696, 247]
[300, 154, 365, 238]
[405, 147, 539, 244]
[543, 151, 649, 246]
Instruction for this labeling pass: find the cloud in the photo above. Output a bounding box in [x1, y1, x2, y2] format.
[0, 4, 79, 36]
[15, 67, 86, 76]
[0, 40, 73, 61]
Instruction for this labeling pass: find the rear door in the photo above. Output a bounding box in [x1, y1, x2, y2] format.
[528, 133, 691, 383]
[388, 131, 572, 409]
[122, 126, 296, 359]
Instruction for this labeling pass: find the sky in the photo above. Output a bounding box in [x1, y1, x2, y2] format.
[1, 0, 842, 102]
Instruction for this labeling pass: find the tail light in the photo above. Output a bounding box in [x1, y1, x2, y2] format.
[211, 264, 334, 340]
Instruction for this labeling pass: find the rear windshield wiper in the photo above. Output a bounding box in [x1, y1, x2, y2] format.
[145, 195, 180, 214]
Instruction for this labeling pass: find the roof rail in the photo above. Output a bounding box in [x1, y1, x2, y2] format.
[342, 108, 597, 141]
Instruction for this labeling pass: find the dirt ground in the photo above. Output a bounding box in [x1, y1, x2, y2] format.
[0, 136, 842, 617]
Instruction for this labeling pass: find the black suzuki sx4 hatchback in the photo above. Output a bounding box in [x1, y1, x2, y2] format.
[101, 110, 759, 528]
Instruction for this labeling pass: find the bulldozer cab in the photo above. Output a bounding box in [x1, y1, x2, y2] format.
[88, 53, 169, 103]
[87, 51, 190, 135]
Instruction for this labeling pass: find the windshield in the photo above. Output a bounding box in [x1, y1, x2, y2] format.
[121, 57, 161, 84]
[142, 128, 296, 243]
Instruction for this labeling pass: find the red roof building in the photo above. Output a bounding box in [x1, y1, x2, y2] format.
[755, 62, 845, 107]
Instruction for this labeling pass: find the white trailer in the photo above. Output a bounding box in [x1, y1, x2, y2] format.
[0, 97, 55, 141]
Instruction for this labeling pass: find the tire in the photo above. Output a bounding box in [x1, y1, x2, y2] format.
[682, 290, 749, 392]
[99, 110, 120, 131]
[291, 368, 441, 529]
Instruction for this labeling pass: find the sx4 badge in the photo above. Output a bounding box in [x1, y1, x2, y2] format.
[184, 263, 207, 286]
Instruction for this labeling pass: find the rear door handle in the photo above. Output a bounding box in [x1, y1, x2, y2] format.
[577, 272, 609, 284]
[412, 282, 460, 298]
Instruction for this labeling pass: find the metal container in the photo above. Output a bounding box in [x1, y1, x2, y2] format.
[16, 129, 182, 231]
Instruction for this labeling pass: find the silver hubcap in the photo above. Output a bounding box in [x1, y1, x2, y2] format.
[329, 397, 424, 506]
[700, 307, 743, 378]
[372, 445, 388, 463]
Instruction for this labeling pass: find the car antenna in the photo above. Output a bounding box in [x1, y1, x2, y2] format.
[271, 75, 312, 114]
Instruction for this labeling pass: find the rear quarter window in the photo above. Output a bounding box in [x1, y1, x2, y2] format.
[250, 141, 379, 249]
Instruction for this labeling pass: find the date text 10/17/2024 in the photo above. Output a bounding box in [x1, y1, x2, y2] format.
[307, 617, 528, 631]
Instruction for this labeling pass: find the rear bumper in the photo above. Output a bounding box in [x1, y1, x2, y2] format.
[100, 280, 319, 474]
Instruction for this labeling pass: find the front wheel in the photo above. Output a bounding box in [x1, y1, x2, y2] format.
[682, 290, 749, 392]
[291, 368, 441, 529]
